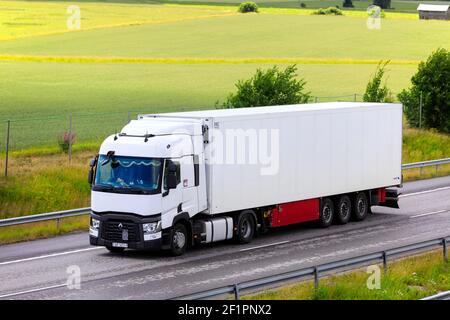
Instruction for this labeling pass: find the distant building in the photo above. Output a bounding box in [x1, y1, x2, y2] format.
[417, 4, 450, 20]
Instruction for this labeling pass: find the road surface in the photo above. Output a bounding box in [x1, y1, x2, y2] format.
[0, 176, 449, 299]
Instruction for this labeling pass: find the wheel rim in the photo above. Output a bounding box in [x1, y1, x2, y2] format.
[340, 201, 350, 219]
[323, 205, 332, 222]
[173, 230, 186, 249]
[241, 219, 251, 239]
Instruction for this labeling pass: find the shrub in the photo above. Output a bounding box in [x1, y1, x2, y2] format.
[222, 65, 311, 108]
[238, 2, 259, 13]
[342, 0, 354, 8]
[363, 61, 392, 103]
[58, 131, 76, 153]
[312, 7, 343, 15]
[300, 2, 306, 8]
[398, 48, 450, 133]
[373, 0, 391, 9]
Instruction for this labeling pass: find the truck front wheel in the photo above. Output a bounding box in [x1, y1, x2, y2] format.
[318, 198, 334, 228]
[235, 211, 255, 244]
[169, 223, 188, 256]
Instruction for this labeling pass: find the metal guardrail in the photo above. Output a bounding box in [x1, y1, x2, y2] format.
[172, 236, 449, 300]
[0, 207, 90, 227]
[421, 290, 450, 300]
[0, 158, 449, 228]
[402, 158, 450, 170]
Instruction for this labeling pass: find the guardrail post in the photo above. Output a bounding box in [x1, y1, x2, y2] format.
[4, 120, 10, 177]
[382, 251, 388, 273]
[314, 267, 319, 290]
[315, 97, 318, 103]
[443, 239, 448, 262]
[56, 217, 61, 231]
[233, 284, 240, 300]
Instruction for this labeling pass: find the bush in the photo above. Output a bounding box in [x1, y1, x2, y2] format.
[373, 0, 390, 9]
[363, 61, 393, 103]
[58, 131, 76, 153]
[222, 65, 311, 108]
[312, 7, 343, 15]
[300, 2, 306, 8]
[398, 48, 450, 133]
[342, 0, 354, 8]
[238, 2, 259, 13]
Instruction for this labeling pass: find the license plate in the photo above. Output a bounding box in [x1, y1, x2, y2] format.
[112, 242, 128, 248]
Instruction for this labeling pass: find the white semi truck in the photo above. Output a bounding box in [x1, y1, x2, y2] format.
[89, 102, 402, 255]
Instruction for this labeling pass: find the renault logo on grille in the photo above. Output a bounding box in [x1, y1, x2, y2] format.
[118, 223, 123, 229]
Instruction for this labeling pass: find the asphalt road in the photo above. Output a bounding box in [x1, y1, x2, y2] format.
[0, 176, 449, 300]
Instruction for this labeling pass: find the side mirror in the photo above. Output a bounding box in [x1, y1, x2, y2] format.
[88, 168, 94, 185]
[88, 157, 97, 185]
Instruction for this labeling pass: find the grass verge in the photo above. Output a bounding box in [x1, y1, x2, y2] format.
[243, 250, 450, 300]
[0, 216, 89, 245]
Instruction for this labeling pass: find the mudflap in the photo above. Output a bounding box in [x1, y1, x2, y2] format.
[381, 188, 400, 209]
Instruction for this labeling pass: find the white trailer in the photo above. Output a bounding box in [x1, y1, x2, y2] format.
[88, 102, 402, 255]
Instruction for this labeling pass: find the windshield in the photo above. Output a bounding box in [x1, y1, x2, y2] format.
[93, 155, 163, 194]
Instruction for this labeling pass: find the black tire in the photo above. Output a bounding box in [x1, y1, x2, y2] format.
[106, 246, 125, 253]
[335, 195, 352, 225]
[169, 223, 188, 256]
[318, 198, 334, 228]
[235, 211, 255, 244]
[352, 192, 369, 221]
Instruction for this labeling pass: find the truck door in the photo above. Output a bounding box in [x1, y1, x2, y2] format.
[180, 155, 199, 216]
[162, 159, 182, 227]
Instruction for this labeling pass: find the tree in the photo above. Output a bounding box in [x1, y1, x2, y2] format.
[363, 61, 393, 103]
[222, 65, 311, 108]
[373, 0, 391, 9]
[343, 0, 354, 8]
[398, 48, 450, 133]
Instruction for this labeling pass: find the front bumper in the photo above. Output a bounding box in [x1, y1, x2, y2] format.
[89, 212, 164, 251]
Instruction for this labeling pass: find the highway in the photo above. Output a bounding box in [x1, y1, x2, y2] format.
[0, 176, 449, 300]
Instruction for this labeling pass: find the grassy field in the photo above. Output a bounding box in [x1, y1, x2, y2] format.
[243, 250, 450, 299]
[0, 1, 449, 149]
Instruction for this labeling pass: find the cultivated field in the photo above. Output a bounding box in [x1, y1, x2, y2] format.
[0, 1, 449, 149]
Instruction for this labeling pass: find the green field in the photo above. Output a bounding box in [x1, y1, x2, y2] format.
[0, 1, 449, 150]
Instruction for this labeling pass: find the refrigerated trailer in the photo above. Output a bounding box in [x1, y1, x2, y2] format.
[88, 102, 402, 255]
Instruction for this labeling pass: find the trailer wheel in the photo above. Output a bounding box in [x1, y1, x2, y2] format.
[235, 211, 255, 244]
[318, 198, 334, 228]
[169, 223, 188, 256]
[352, 192, 368, 221]
[106, 246, 125, 254]
[335, 195, 351, 225]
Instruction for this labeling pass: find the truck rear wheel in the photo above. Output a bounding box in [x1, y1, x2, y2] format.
[318, 198, 334, 227]
[169, 223, 188, 256]
[352, 192, 368, 221]
[235, 211, 255, 244]
[335, 195, 351, 225]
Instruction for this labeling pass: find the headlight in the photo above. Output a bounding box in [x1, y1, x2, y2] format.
[91, 218, 100, 230]
[143, 221, 161, 234]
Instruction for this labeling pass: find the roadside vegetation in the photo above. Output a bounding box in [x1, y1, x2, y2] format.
[243, 250, 450, 300]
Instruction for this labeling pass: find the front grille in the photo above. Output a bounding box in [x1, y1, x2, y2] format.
[102, 220, 140, 242]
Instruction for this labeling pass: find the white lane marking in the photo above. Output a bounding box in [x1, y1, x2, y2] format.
[0, 247, 104, 266]
[410, 209, 449, 219]
[239, 240, 290, 252]
[0, 283, 67, 299]
[400, 186, 450, 198]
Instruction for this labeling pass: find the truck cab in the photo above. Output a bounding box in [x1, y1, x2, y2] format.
[89, 117, 207, 255]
